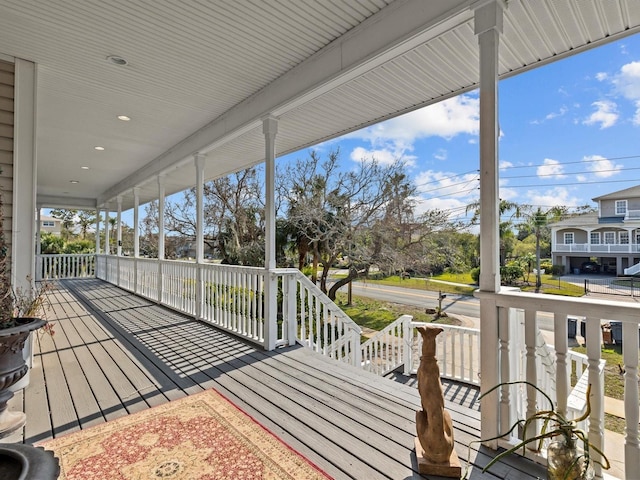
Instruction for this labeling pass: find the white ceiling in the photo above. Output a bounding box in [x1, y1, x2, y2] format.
[0, 0, 638, 211]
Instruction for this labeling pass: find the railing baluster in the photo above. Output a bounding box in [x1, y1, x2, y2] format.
[585, 316, 604, 478]
[524, 308, 538, 447]
[623, 322, 640, 479]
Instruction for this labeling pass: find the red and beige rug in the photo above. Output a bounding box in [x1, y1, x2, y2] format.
[39, 389, 332, 480]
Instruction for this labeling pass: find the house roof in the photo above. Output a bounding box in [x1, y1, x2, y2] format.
[1, 1, 639, 211]
[551, 212, 599, 228]
[593, 185, 640, 201]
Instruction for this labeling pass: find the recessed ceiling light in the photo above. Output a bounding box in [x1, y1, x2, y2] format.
[94, 146, 105, 151]
[106, 55, 128, 66]
[117, 115, 131, 121]
[81, 166, 89, 170]
[70, 180, 79, 184]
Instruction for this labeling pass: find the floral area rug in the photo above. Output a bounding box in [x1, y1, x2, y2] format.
[39, 389, 332, 480]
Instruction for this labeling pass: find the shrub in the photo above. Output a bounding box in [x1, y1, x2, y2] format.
[470, 267, 480, 284]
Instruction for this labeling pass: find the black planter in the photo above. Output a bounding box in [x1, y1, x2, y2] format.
[0, 443, 59, 480]
[0, 317, 46, 438]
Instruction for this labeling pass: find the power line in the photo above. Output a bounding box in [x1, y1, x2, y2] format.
[499, 154, 640, 170]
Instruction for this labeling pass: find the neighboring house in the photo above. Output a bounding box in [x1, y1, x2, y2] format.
[40, 215, 62, 236]
[550, 185, 640, 275]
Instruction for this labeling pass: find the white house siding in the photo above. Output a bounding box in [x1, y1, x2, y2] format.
[0, 60, 13, 270]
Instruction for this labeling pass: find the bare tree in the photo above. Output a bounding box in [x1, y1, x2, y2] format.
[279, 148, 415, 299]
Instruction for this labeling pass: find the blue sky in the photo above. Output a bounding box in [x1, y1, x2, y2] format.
[275, 31, 640, 229]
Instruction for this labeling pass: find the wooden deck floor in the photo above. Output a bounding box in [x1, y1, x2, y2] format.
[4, 279, 545, 479]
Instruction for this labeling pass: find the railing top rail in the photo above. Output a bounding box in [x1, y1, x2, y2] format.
[475, 289, 640, 323]
[37, 253, 95, 257]
[410, 321, 479, 333]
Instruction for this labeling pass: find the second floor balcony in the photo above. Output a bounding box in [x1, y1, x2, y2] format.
[554, 243, 640, 254]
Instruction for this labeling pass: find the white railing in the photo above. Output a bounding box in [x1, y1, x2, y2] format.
[476, 289, 640, 479]
[361, 314, 412, 376]
[291, 271, 362, 367]
[624, 262, 640, 275]
[555, 242, 640, 253]
[409, 321, 481, 385]
[95, 256, 361, 366]
[36, 253, 96, 280]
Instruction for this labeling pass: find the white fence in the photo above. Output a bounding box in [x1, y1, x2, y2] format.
[476, 289, 640, 479]
[37, 254, 95, 279]
[92, 256, 362, 366]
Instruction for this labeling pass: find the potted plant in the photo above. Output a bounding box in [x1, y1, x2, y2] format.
[479, 381, 609, 480]
[0, 179, 53, 438]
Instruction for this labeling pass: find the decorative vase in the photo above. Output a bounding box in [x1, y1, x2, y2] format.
[547, 439, 594, 480]
[0, 317, 46, 438]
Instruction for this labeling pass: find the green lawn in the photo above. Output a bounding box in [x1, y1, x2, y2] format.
[334, 292, 459, 331]
[361, 272, 584, 297]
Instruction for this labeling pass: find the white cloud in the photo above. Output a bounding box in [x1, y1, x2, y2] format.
[349, 146, 416, 167]
[433, 149, 447, 161]
[583, 100, 618, 129]
[537, 158, 566, 179]
[524, 187, 581, 208]
[595, 72, 608, 81]
[576, 174, 587, 182]
[414, 170, 479, 199]
[545, 106, 568, 120]
[344, 94, 479, 153]
[583, 155, 622, 178]
[499, 160, 514, 169]
[612, 61, 640, 125]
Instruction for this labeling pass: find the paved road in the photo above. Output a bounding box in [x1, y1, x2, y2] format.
[348, 281, 556, 332]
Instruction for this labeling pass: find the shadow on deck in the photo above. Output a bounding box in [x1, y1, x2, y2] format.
[4, 278, 544, 479]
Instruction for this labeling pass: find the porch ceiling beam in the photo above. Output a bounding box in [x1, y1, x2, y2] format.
[36, 194, 97, 210]
[97, 0, 474, 205]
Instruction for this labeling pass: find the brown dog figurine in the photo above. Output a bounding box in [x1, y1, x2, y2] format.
[415, 326, 455, 464]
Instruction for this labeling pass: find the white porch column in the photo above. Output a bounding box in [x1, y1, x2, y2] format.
[133, 188, 140, 258]
[105, 209, 111, 255]
[474, 0, 504, 446]
[116, 196, 122, 256]
[95, 208, 101, 254]
[158, 174, 166, 260]
[194, 153, 205, 319]
[194, 154, 205, 264]
[157, 174, 166, 303]
[263, 116, 278, 350]
[12, 58, 37, 289]
[35, 207, 42, 280]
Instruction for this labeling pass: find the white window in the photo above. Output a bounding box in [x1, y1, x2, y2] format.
[604, 232, 615, 244]
[42, 221, 55, 227]
[616, 200, 627, 215]
[620, 232, 629, 244]
[590, 232, 600, 244]
[564, 232, 574, 244]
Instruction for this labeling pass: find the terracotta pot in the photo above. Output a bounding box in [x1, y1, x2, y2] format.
[0, 318, 46, 438]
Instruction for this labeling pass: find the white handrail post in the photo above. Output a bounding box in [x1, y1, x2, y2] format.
[623, 322, 640, 479]
[285, 272, 297, 346]
[524, 309, 538, 447]
[403, 317, 412, 375]
[498, 306, 511, 435]
[586, 316, 604, 478]
[352, 330, 362, 367]
[554, 312, 569, 418]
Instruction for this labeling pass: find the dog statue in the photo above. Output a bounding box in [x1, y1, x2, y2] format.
[415, 326, 455, 465]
